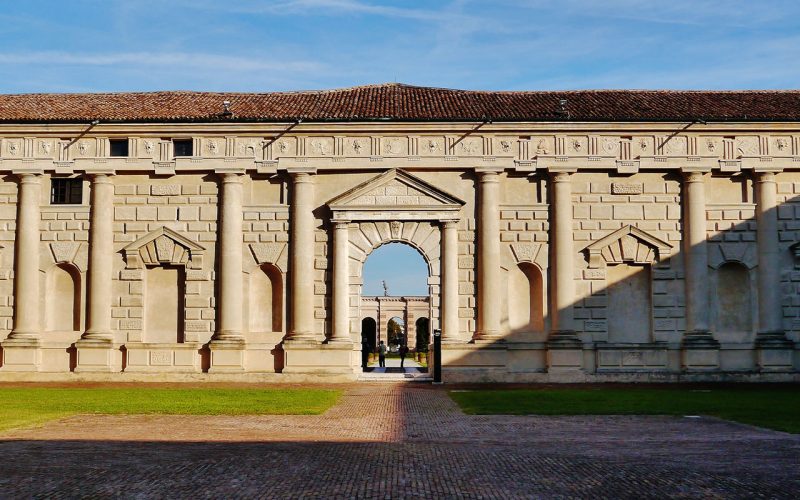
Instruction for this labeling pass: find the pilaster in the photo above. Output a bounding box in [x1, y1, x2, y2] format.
[209, 172, 245, 372]
[681, 170, 719, 370]
[441, 220, 460, 342]
[76, 173, 121, 372]
[546, 171, 582, 371]
[2, 173, 42, 371]
[754, 171, 793, 370]
[330, 220, 351, 343]
[475, 169, 502, 341]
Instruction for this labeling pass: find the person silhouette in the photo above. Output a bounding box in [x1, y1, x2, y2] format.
[378, 340, 387, 368]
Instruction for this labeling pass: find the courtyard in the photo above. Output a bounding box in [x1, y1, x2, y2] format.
[0, 383, 797, 499]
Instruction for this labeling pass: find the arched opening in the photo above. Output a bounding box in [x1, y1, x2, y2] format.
[362, 242, 430, 297]
[249, 263, 283, 333]
[387, 316, 405, 349]
[507, 262, 545, 333]
[715, 262, 753, 342]
[145, 265, 185, 343]
[361, 317, 377, 352]
[606, 263, 652, 343]
[360, 241, 430, 374]
[415, 317, 429, 353]
[46, 263, 81, 332]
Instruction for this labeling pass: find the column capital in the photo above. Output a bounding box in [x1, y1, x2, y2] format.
[755, 171, 777, 183]
[682, 171, 706, 183]
[549, 171, 571, 182]
[219, 171, 244, 184]
[16, 172, 42, 184]
[476, 169, 501, 182]
[333, 220, 350, 229]
[441, 220, 459, 230]
[288, 167, 317, 178]
[88, 173, 115, 184]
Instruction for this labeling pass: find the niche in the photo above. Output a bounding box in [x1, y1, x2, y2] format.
[249, 263, 283, 333]
[507, 262, 545, 332]
[145, 265, 185, 343]
[714, 262, 753, 343]
[46, 263, 81, 332]
[606, 263, 652, 343]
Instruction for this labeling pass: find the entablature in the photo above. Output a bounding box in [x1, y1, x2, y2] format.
[0, 125, 799, 176]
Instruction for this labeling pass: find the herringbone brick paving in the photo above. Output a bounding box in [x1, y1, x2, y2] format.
[0, 384, 798, 498]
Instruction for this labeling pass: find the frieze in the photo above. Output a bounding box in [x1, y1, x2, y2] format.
[0, 132, 797, 174]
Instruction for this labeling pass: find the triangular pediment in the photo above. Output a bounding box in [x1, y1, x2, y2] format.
[584, 225, 672, 268]
[122, 226, 205, 268]
[327, 169, 465, 212]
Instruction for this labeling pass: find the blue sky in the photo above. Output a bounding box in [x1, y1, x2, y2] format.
[1, 0, 799, 93]
[362, 244, 428, 296]
[2, 0, 797, 294]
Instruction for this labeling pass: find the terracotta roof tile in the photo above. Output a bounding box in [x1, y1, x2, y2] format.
[0, 83, 798, 123]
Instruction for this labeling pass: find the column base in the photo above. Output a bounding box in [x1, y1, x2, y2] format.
[282, 341, 355, 374]
[682, 332, 720, 371]
[547, 330, 582, 347]
[473, 330, 505, 343]
[208, 340, 246, 372]
[682, 330, 719, 347]
[1, 337, 41, 371]
[755, 332, 794, 372]
[74, 339, 122, 373]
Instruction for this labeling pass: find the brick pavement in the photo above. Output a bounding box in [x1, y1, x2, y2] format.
[1, 384, 799, 498]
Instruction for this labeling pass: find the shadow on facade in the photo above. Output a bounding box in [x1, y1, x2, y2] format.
[434, 172, 799, 381]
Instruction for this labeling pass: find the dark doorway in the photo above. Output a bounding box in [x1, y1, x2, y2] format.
[361, 317, 377, 352]
[415, 317, 430, 353]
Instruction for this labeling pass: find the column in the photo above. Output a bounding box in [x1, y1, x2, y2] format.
[288, 171, 316, 341]
[330, 220, 351, 342]
[682, 171, 715, 344]
[7, 174, 41, 342]
[212, 172, 244, 344]
[475, 170, 502, 340]
[549, 171, 578, 342]
[755, 172, 789, 343]
[441, 220, 459, 341]
[81, 174, 114, 342]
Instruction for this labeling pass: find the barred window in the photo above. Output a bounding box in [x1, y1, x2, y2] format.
[50, 178, 83, 205]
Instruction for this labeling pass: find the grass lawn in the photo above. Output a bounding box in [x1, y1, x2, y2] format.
[450, 386, 800, 433]
[0, 387, 340, 433]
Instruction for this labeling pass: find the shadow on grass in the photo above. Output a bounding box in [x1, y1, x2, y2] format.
[449, 384, 800, 433]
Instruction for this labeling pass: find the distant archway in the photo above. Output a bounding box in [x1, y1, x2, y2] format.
[415, 317, 430, 352]
[361, 317, 377, 351]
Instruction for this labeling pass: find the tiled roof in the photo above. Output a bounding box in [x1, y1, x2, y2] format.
[0, 83, 798, 123]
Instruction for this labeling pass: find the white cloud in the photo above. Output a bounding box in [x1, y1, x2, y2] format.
[0, 51, 324, 73]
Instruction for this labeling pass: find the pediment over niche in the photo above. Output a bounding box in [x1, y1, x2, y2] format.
[584, 225, 672, 269]
[122, 226, 206, 269]
[327, 169, 464, 221]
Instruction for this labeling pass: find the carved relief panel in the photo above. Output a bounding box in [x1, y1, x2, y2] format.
[381, 137, 407, 156]
[419, 137, 444, 156]
[344, 137, 370, 156]
[202, 137, 225, 157]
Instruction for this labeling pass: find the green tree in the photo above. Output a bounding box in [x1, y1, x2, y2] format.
[387, 318, 403, 347]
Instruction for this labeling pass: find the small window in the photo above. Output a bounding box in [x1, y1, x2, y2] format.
[173, 139, 193, 157]
[109, 139, 129, 157]
[51, 178, 83, 205]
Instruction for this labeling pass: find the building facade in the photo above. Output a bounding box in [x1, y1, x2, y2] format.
[0, 84, 798, 381]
